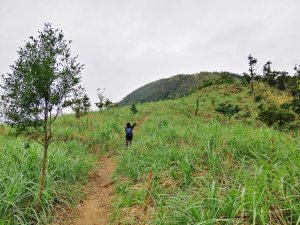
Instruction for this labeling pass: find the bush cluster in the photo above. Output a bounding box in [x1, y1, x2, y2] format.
[215, 102, 240, 118]
[258, 105, 297, 129]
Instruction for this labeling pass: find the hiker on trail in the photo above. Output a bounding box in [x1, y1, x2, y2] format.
[125, 122, 137, 146]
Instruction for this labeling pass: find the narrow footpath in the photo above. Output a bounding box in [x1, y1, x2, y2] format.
[52, 153, 117, 225]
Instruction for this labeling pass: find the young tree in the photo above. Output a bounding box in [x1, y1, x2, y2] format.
[293, 65, 300, 100]
[104, 98, 112, 108]
[276, 71, 289, 91]
[82, 93, 91, 114]
[130, 103, 138, 114]
[95, 88, 106, 110]
[242, 72, 251, 84]
[0, 23, 83, 212]
[262, 61, 277, 86]
[71, 88, 85, 118]
[248, 54, 258, 96]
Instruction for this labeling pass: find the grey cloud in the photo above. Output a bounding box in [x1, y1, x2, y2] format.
[0, 0, 299, 106]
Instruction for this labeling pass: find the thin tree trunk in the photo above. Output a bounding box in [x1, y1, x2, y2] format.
[251, 80, 256, 100]
[35, 108, 49, 213]
[195, 98, 199, 116]
[35, 142, 49, 212]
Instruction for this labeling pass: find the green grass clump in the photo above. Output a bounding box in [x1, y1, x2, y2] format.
[0, 136, 94, 224]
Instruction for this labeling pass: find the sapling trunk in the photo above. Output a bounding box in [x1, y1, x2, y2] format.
[35, 142, 49, 212]
[35, 107, 50, 213]
[195, 98, 199, 116]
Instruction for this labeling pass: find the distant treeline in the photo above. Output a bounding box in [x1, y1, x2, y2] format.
[243, 55, 300, 99]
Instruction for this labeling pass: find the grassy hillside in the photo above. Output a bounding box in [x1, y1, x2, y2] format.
[113, 81, 300, 224]
[1, 79, 300, 224]
[119, 71, 240, 105]
[0, 104, 147, 224]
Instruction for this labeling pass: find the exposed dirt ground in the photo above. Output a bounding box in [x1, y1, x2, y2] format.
[51, 153, 117, 225]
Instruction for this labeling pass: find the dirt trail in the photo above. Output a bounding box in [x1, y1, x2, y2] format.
[52, 152, 117, 225]
[52, 116, 150, 225]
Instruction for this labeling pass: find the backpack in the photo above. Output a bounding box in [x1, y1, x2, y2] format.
[125, 127, 133, 138]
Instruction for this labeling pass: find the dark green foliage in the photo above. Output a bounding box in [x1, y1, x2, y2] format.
[82, 94, 91, 114]
[242, 72, 251, 84]
[247, 58, 300, 102]
[105, 98, 113, 108]
[217, 73, 236, 84]
[215, 102, 240, 118]
[255, 95, 263, 102]
[262, 61, 277, 86]
[201, 79, 215, 88]
[276, 71, 289, 90]
[258, 106, 297, 128]
[280, 103, 291, 110]
[0, 23, 83, 134]
[241, 110, 251, 118]
[119, 72, 239, 105]
[257, 104, 264, 111]
[293, 65, 300, 99]
[291, 99, 300, 114]
[129, 103, 138, 114]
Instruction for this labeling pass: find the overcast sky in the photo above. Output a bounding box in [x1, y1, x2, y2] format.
[1, 0, 299, 105]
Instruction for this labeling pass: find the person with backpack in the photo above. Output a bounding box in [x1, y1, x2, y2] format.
[125, 122, 137, 146]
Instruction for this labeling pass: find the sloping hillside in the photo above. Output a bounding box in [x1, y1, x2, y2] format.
[113, 81, 300, 224]
[1, 78, 300, 224]
[119, 71, 240, 105]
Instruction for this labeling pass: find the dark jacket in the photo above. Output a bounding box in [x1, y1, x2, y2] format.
[125, 123, 137, 139]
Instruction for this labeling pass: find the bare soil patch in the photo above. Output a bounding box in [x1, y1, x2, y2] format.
[51, 153, 116, 225]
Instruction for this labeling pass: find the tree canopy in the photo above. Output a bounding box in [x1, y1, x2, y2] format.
[0, 23, 83, 135]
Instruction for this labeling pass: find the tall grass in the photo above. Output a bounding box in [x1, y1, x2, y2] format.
[0, 136, 95, 224]
[2, 81, 300, 224]
[0, 102, 147, 224]
[114, 83, 300, 224]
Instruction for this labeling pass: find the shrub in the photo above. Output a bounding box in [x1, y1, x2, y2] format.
[280, 102, 291, 110]
[240, 110, 251, 119]
[257, 104, 264, 111]
[258, 106, 297, 128]
[215, 103, 240, 118]
[255, 95, 263, 102]
[291, 99, 300, 114]
[218, 74, 235, 84]
[130, 103, 138, 114]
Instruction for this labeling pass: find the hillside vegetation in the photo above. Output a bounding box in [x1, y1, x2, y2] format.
[1, 77, 300, 224]
[112, 81, 300, 224]
[119, 71, 239, 105]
